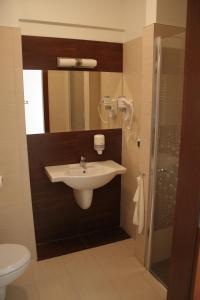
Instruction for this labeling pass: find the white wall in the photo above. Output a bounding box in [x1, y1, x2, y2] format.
[0, 27, 36, 258]
[145, 0, 157, 26]
[0, 0, 188, 43]
[123, 0, 146, 41]
[146, 0, 187, 27]
[156, 0, 187, 27]
[0, 0, 125, 42]
[20, 0, 123, 28]
[0, 0, 21, 27]
[0, 0, 147, 42]
[20, 0, 126, 42]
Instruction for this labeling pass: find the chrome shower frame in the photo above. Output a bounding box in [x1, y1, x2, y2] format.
[145, 36, 162, 269]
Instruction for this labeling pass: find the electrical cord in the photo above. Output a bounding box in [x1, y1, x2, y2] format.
[97, 101, 109, 124]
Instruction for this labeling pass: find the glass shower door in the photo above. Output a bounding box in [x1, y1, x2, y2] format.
[149, 33, 185, 287]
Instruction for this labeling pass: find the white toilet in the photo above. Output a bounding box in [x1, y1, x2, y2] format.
[0, 244, 31, 300]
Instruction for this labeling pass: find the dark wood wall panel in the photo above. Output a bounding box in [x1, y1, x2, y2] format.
[167, 0, 200, 299]
[22, 36, 123, 72]
[192, 229, 200, 300]
[27, 129, 122, 246]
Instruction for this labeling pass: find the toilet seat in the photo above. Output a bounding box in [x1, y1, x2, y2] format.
[0, 244, 31, 277]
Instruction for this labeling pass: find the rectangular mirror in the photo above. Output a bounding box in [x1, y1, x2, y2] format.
[23, 70, 123, 134]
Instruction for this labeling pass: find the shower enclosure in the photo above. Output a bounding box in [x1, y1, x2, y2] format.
[148, 33, 185, 287]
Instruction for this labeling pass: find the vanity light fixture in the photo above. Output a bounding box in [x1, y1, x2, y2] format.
[57, 57, 97, 68]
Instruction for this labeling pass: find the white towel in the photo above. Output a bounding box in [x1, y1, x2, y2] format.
[133, 175, 145, 234]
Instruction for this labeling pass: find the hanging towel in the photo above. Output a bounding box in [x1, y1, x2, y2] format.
[133, 175, 145, 234]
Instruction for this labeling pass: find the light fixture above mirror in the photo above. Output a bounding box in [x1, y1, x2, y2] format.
[57, 57, 97, 69]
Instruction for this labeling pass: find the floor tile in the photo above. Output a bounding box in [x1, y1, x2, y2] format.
[7, 240, 167, 300]
[7, 283, 39, 300]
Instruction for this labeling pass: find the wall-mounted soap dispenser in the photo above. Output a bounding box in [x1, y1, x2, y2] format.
[94, 134, 105, 155]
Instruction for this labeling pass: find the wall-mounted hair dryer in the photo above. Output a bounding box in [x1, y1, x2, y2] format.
[98, 95, 134, 128]
[117, 96, 134, 129]
[98, 96, 118, 123]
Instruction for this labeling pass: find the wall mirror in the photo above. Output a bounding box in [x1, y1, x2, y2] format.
[23, 70, 123, 134]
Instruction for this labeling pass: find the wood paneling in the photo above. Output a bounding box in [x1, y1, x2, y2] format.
[37, 227, 129, 260]
[192, 229, 200, 300]
[22, 36, 123, 72]
[167, 0, 200, 299]
[27, 129, 123, 258]
[42, 71, 50, 132]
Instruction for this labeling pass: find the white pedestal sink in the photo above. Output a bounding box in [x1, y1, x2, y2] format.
[45, 160, 126, 209]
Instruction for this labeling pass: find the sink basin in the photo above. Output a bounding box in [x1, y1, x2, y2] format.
[45, 160, 126, 209]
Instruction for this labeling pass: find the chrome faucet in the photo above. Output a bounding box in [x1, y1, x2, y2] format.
[80, 156, 87, 169]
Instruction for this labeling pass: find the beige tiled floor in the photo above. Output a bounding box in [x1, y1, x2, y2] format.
[7, 239, 167, 300]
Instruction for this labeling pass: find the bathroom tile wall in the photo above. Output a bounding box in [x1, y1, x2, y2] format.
[27, 129, 126, 259]
[121, 37, 142, 238]
[121, 25, 155, 265]
[0, 26, 36, 257]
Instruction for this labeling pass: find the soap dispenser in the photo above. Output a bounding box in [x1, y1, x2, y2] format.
[94, 134, 105, 155]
